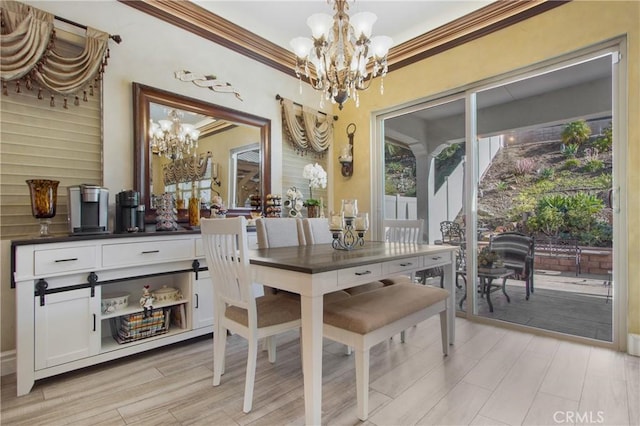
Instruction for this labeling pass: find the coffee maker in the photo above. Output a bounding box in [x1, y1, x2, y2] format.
[68, 184, 109, 234]
[115, 190, 145, 233]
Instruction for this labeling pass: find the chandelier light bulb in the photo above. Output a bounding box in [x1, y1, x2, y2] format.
[307, 13, 333, 39]
[349, 11, 377, 39]
[290, 37, 313, 58]
[369, 35, 393, 58]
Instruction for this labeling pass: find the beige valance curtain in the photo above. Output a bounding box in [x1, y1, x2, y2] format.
[280, 98, 333, 155]
[163, 152, 212, 186]
[1, 0, 110, 106]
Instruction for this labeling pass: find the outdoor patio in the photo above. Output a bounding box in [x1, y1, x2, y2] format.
[451, 270, 613, 342]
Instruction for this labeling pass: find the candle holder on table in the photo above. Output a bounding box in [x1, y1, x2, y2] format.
[329, 200, 369, 251]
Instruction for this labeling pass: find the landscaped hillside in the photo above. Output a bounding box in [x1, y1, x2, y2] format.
[478, 136, 613, 246]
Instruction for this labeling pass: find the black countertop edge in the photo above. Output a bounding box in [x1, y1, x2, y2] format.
[11, 226, 257, 247]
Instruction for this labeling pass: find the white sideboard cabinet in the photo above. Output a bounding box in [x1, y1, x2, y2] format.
[12, 232, 214, 396]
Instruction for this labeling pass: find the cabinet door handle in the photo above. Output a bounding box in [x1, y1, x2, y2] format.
[93, 314, 96, 332]
[355, 271, 371, 276]
[141, 250, 160, 254]
[431, 256, 442, 260]
[54, 258, 78, 263]
[195, 293, 199, 309]
[400, 262, 413, 267]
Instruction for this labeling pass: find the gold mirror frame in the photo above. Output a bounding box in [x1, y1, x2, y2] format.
[133, 82, 271, 218]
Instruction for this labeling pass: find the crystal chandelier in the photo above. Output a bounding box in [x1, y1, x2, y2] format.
[149, 109, 201, 160]
[290, 0, 393, 110]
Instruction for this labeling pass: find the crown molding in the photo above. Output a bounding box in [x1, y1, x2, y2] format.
[120, 0, 569, 77]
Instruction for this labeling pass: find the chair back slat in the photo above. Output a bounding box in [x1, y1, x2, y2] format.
[384, 219, 424, 243]
[201, 217, 254, 309]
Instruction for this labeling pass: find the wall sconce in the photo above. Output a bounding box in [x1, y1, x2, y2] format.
[211, 162, 221, 187]
[339, 123, 356, 177]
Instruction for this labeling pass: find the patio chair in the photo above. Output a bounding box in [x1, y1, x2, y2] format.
[201, 217, 302, 413]
[489, 231, 535, 300]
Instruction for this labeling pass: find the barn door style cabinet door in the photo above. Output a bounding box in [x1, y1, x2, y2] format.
[34, 286, 101, 370]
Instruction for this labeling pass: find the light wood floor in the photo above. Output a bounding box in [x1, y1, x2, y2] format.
[1, 317, 638, 425]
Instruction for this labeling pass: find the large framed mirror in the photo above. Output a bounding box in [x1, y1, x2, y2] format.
[133, 82, 271, 220]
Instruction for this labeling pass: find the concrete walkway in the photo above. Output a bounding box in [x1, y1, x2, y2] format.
[453, 270, 613, 341]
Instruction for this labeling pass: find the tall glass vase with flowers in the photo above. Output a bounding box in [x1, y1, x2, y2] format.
[302, 163, 327, 218]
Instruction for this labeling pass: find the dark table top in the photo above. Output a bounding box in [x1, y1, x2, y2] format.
[249, 242, 455, 274]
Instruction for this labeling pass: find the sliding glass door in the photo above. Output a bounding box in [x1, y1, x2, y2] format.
[378, 42, 625, 346]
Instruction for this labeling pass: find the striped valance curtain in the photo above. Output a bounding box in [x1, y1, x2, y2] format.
[0, 0, 110, 108]
[280, 97, 333, 156]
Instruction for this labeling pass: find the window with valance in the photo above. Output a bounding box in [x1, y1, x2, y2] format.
[1, 0, 111, 107]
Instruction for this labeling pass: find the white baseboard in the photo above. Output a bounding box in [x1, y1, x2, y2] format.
[628, 333, 640, 357]
[1, 350, 16, 376]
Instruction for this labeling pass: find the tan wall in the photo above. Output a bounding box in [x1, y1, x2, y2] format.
[332, 0, 640, 336]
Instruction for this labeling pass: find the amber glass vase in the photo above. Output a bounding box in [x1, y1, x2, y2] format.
[26, 179, 59, 237]
[188, 197, 200, 227]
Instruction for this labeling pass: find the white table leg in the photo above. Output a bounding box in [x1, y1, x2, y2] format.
[300, 294, 323, 425]
[443, 260, 456, 344]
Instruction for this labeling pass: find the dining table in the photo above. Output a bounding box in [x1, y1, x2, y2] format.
[249, 241, 458, 425]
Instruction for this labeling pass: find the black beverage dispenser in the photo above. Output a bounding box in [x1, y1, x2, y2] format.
[115, 190, 144, 233]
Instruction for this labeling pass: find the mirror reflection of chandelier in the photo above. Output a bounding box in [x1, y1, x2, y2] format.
[149, 109, 201, 160]
[290, 0, 393, 110]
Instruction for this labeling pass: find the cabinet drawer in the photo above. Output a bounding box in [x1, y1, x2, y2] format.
[35, 246, 98, 276]
[102, 239, 194, 267]
[423, 251, 453, 269]
[384, 256, 421, 275]
[337, 263, 383, 287]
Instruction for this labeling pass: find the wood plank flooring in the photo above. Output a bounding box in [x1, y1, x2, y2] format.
[1, 317, 638, 425]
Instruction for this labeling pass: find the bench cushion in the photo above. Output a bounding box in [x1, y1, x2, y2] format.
[324, 283, 449, 334]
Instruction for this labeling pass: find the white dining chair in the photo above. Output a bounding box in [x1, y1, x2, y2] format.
[200, 217, 302, 413]
[301, 217, 334, 245]
[383, 218, 424, 244]
[256, 217, 305, 248]
[382, 219, 425, 285]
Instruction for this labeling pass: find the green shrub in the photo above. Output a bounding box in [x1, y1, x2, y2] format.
[584, 159, 604, 172]
[526, 192, 605, 243]
[564, 158, 580, 169]
[578, 222, 613, 247]
[561, 120, 591, 147]
[562, 143, 579, 158]
[539, 167, 555, 180]
[593, 124, 612, 152]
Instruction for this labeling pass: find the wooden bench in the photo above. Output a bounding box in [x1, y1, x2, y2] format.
[323, 283, 449, 420]
[535, 237, 582, 276]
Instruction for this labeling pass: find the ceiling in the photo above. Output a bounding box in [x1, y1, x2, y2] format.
[130, 1, 609, 149]
[191, 0, 494, 52]
[122, 0, 565, 77]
